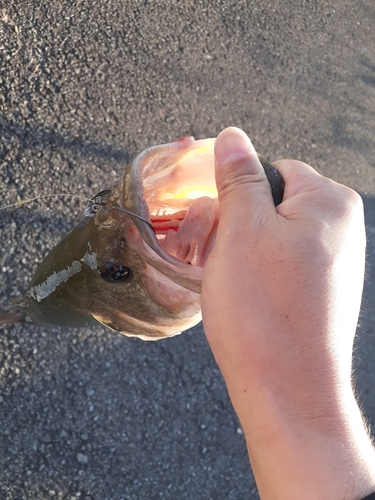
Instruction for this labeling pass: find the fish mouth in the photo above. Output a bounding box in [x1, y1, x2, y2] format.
[121, 136, 284, 294]
[121, 137, 218, 293]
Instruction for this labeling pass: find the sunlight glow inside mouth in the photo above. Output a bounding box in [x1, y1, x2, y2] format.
[131, 138, 220, 272]
[183, 145, 213, 156]
[159, 186, 218, 201]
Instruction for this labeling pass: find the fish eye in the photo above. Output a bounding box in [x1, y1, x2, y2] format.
[99, 263, 131, 283]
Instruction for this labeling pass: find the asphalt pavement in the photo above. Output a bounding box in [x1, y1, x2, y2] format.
[1, 1, 375, 499]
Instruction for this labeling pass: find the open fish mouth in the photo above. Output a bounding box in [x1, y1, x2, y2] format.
[120, 137, 218, 294]
[120, 136, 283, 294]
[144, 138, 218, 268]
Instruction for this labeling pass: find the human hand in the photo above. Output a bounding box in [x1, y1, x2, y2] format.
[201, 127, 375, 499]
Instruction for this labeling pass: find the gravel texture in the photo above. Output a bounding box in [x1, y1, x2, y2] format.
[0, 1, 375, 499]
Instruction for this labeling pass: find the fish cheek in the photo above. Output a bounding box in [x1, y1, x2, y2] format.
[87, 240, 201, 338]
[140, 265, 201, 319]
[88, 263, 171, 339]
[90, 265, 201, 340]
[88, 256, 158, 321]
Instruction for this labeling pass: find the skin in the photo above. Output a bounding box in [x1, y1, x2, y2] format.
[201, 127, 375, 500]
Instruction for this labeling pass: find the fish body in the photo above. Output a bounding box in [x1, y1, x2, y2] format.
[1, 137, 283, 340]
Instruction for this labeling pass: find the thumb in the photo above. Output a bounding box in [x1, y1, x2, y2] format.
[214, 127, 275, 226]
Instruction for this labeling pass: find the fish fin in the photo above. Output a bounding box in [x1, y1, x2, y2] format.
[0, 310, 26, 325]
[0, 299, 27, 325]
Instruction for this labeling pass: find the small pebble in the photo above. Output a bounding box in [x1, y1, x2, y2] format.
[76, 453, 88, 464]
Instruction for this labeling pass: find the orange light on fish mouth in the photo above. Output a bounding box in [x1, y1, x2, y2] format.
[164, 144, 218, 200]
[142, 138, 217, 207]
[160, 186, 218, 201]
[149, 186, 218, 236]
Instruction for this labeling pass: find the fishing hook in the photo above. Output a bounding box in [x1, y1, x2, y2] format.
[85, 192, 156, 233]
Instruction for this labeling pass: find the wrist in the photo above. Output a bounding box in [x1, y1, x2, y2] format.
[231, 382, 375, 500]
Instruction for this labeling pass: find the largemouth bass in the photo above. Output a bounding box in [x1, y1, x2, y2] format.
[0, 136, 284, 340]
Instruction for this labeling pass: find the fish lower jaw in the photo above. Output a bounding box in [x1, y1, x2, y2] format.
[93, 309, 202, 341]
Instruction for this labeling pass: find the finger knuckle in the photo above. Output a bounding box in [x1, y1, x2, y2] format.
[337, 185, 363, 218]
[218, 171, 267, 200]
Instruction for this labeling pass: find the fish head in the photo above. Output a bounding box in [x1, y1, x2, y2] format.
[68, 137, 219, 339]
[81, 192, 204, 340]
[21, 187, 202, 340]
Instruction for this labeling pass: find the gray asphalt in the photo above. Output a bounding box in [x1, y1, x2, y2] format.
[0, 1, 375, 499]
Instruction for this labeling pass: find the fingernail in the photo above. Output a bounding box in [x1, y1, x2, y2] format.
[215, 127, 254, 165]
